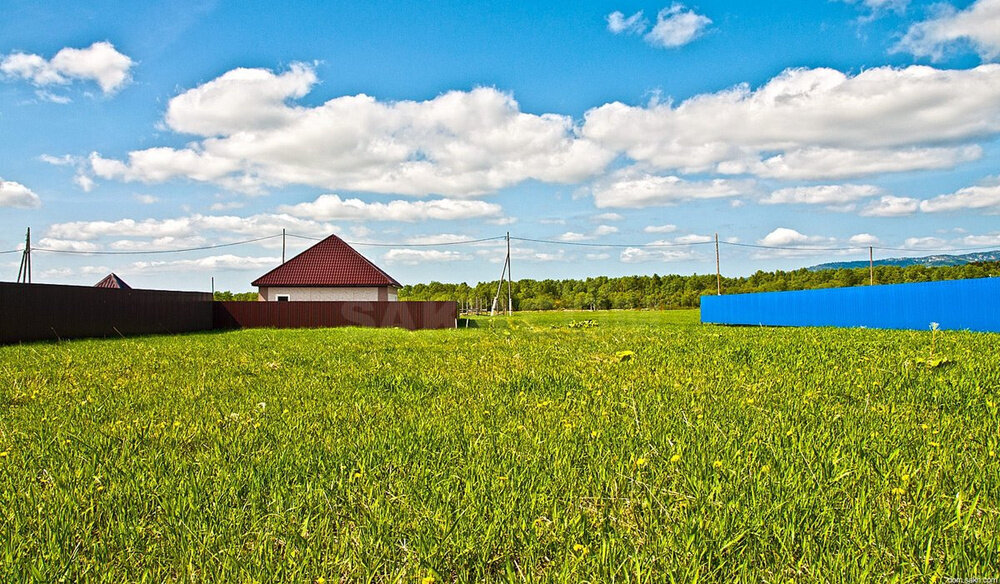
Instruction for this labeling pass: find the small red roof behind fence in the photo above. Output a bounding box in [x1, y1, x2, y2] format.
[94, 273, 131, 289]
[252, 234, 401, 288]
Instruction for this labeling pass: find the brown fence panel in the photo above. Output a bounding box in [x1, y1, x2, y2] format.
[0, 285, 457, 345]
[213, 301, 458, 331]
[0, 282, 213, 344]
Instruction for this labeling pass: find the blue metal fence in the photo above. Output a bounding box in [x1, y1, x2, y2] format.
[700, 277, 1000, 333]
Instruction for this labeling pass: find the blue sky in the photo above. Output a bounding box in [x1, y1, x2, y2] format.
[2, 0, 999, 291]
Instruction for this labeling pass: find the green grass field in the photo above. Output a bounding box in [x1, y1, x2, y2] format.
[1, 310, 998, 582]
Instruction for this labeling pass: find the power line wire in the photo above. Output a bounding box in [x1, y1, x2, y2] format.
[510, 236, 715, 248]
[286, 233, 507, 247]
[872, 244, 1000, 253]
[31, 234, 282, 255]
[722, 241, 862, 252]
[7, 228, 1000, 257]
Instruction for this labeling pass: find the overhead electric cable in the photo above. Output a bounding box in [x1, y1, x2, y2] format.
[286, 233, 507, 247]
[32, 234, 283, 255]
[872, 244, 1000, 253]
[510, 236, 715, 248]
[721, 241, 862, 252]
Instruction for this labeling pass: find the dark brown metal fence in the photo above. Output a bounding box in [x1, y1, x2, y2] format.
[213, 301, 458, 331]
[0, 283, 457, 344]
[0, 282, 213, 344]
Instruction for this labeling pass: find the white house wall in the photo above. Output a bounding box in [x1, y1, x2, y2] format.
[261, 287, 398, 301]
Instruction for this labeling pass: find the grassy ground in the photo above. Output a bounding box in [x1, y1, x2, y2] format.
[1, 310, 998, 582]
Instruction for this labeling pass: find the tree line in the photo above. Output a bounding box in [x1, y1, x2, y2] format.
[397, 262, 1000, 310]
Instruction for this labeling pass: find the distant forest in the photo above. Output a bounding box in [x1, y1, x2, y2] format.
[399, 262, 1000, 310]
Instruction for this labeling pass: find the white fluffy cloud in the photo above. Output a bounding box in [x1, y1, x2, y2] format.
[750, 228, 843, 258]
[43, 255, 280, 278]
[0, 42, 133, 94]
[674, 234, 713, 244]
[592, 169, 753, 208]
[919, 178, 1000, 213]
[644, 224, 677, 233]
[903, 236, 948, 249]
[89, 65, 612, 196]
[739, 146, 982, 180]
[557, 231, 587, 242]
[46, 213, 339, 241]
[849, 233, 881, 246]
[840, 0, 909, 18]
[759, 228, 834, 248]
[895, 0, 1000, 61]
[607, 10, 647, 34]
[644, 4, 712, 48]
[278, 194, 502, 222]
[0, 179, 41, 208]
[131, 255, 280, 273]
[606, 5, 710, 47]
[620, 246, 697, 263]
[383, 249, 471, 264]
[957, 233, 1000, 246]
[556, 224, 618, 241]
[80, 62, 1000, 198]
[583, 65, 1000, 179]
[762, 184, 883, 210]
[166, 63, 317, 136]
[844, 0, 910, 11]
[36, 238, 98, 252]
[861, 195, 921, 217]
[404, 233, 481, 245]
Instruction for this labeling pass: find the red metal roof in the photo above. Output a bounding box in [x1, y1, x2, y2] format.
[94, 273, 131, 289]
[252, 234, 401, 288]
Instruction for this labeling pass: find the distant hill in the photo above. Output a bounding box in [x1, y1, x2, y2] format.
[809, 250, 1000, 271]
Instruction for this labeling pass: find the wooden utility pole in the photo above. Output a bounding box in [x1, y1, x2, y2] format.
[282, 228, 286, 264]
[869, 246, 874, 285]
[211, 276, 215, 295]
[491, 233, 512, 316]
[506, 231, 512, 315]
[490, 260, 507, 316]
[16, 227, 31, 284]
[715, 232, 721, 296]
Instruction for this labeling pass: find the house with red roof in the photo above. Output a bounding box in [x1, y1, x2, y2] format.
[94, 273, 131, 289]
[251, 234, 401, 302]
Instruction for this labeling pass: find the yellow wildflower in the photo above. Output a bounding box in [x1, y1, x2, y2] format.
[713, 460, 723, 469]
[635, 457, 648, 468]
[670, 454, 681, 463]
[422, 576, 435, 584]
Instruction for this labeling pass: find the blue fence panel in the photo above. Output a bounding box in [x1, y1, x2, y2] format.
[700, 277, 1000, 332]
